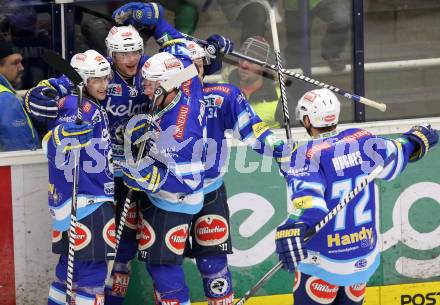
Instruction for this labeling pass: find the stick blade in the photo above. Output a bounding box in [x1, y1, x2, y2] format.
[43, 50, 83, 86]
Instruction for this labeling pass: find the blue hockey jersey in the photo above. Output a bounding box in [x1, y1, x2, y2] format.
[127, 75, 208, 215]
[43, 95, 114, 232]
[202, 83, 280, 194]
[286, 128, 412, 286]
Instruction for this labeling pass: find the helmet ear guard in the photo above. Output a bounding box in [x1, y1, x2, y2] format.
[295, 88, 341, 128]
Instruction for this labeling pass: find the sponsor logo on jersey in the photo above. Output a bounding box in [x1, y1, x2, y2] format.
[355, 258, 368, 269]
[138, 218, 156, 251]
[112, 272, 130, 296]
[327, 226, 373, 248]
[204, 94, 224, 108]
[174, 105, 189, 140]
[161, 299, 180, 305]
[293, 271, 301, 292]
[251, 121, 269, 138]
[194, 214, 228, 246]
[73, 223, 92, 251]
[287, 165, 310, 177]
[128, 85, 138, 97]
[104, 182, 114, 195]
[182, 79, 192, 97]
[57, 114, 76, 123]
[305, 276, 338, 304]
[292, 196, 313, 210]
[82, 101, 92, 113]
[345, 283, 366, 302]
[342, 130, 371, 143]
[165, 224, 189, 255]
[106, 98, 148, 117]
[203, 85, 231, 95]
[52, 230, 62, 243]
[91, 109, 102, 124]
[107, 84, 122, 96]
[208, 277, 230, 297]
[306, 141, 333, 158]
[125, 202, 138, 230]
[332, 151, 363, 172]
[236, 92, 245, 104]
[207, 293, 234, 305]
[103, 219, 116, 248]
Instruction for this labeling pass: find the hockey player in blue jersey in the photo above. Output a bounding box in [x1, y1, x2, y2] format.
[182, 40, 292, 305]
[275, 88, 439, 305]
[121, 51, 207, 305]
[43, 50, 115, 305]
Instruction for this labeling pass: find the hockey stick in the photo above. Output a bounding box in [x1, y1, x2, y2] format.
[266, 2, 292, 140]
[105, 63, 199, 286]
[182, 34, 387, 113]
[233, 153, 396, 305]
[42, 49, 85, 304]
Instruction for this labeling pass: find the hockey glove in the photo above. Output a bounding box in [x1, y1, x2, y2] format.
[52, 122, 94, 152]
[275, 218, 308, 272]
[204, 34, 234, 75]
[121, 159, 164, 193]
[24, 85, 59, 122]
[399, 124, 439, 162]
[112, 2, 163, 26]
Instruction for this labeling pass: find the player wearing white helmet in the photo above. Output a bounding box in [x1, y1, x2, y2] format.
[275, 88, 438, 305]
[181, 40, 292, 305]
[121, 51, 207, 305]
[43, 50, 115, 305]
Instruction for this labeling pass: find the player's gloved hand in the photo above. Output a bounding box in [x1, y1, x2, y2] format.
[41, 76, 74, 97]
[399, 124, 439, 162]
[275, 218, 308, 272]
[24, 85, 59, 122]
[120, 158, 164, 193]
[112, 2, 163, 26]
[160, 41, 192, 60]
[52, 122, 94, 151]
[206, 34, 234, 56]
[204, 35, 234, 75]
[125, 114, 155, 145]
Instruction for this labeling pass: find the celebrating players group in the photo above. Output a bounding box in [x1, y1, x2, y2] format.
[23, 2, 439, 305]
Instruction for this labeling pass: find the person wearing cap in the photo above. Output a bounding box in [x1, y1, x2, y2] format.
[228, 36, 283, 129]
[0, 40, 39, 151]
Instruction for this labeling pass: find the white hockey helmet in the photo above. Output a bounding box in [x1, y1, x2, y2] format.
[141, 52, 183, 82]
[296, 88, 341, 128]
[70, 50, 111, 84]
[184, 40, 206, 60]
[105, 25, 144, 57]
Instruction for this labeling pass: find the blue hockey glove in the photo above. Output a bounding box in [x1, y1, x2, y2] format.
[206, 34, 234, 56]
[399, 124, 439, 162]
[24, 86, 59, 122]
[52, 122, 94, 151]
[121, 159, 164, 193]
[275, 218, 308, 272]
[112, 2, 163, 26]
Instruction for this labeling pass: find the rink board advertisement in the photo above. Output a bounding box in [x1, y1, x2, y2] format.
[0, 131, 440, 305]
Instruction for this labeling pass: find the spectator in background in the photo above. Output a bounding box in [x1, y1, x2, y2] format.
[0, 41, 39, 151]
[284, 0, 350, 71]
[218, 0, 269, 43]
[228, 36, 282, 128]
